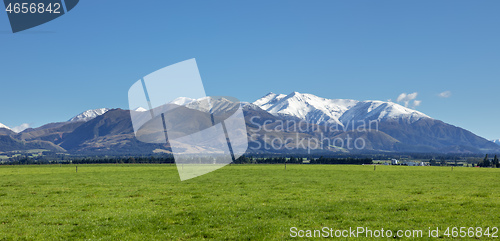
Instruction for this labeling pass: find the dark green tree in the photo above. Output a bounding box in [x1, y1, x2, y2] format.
[493, 155, 499, 168]
[440, 158, 447, 166]
[482, 154, 490, 167]
[429, 159, 437, 166]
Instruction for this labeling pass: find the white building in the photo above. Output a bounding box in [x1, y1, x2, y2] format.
[391, 159, 399, 165]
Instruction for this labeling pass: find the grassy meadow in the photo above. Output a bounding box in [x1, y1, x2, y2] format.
[0, 164, 499, 240]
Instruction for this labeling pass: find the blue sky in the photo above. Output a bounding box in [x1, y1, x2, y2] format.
[0, 1, 499, 139]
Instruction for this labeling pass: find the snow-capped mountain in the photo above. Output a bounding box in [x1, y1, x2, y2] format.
[254, 92, 358, 126]
[491, 139, 500, 145]
[0, 123, 11, 130]
[253, 92, 430, 127]
[339, 100, 430, 125]
[168, 97, 248, 114]
[69, 108, 110, 122]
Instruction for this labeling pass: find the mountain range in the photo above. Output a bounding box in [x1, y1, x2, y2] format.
[1, 92, 499, 155]
[254, 92, 430, 127]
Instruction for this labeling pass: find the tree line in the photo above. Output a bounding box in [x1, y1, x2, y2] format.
[477, 154, 500, 168]
[2, 155, 372, 165]
[233, 156, 372, 165]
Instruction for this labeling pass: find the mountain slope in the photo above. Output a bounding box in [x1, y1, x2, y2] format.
[0, 128, 14, 136]
[376, 118, 499, 153]
[339, 100, 429, 126]
[0, 135, 66, 152]
[0, 123, 14, 136]
[15, 122, 85, 143]
[59, 109, 165, 154]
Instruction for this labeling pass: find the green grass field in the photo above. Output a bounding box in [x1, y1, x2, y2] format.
[0, 164, 499, 240]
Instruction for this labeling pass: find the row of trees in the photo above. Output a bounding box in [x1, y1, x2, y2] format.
[234, 156, 301, 164]
[477, 154, 500, 168]
[234, 156, 372, 165]
[310, 156, 373, 165]
[6, 153, 500, 167]
[1, 156, 175, 165]
[3, 155, 372, 165]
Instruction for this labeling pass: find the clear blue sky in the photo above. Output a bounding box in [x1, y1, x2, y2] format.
[0, 1, 499, 139]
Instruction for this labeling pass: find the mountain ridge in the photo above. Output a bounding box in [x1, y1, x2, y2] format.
[69, 108, 110, 122]
[253, 92, 430, 127]
[0, 123, 11, 130]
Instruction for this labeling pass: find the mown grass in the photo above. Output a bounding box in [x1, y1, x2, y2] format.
[0, 164, 499, 240]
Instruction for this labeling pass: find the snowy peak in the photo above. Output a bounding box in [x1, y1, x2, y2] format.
[0, 123, 11, 130]
[253, 92, 431, 126]
[491, 139, 500, 145]
[253, 92, 358, 126]
[253, 92, 287, 109]
[69, 108, 110, 122]
[142, 96, 245, 114]
[183, 97, 242, 114]
[339, 100, 430, 124]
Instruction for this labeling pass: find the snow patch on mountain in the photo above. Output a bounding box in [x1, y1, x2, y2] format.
[158, 97, 248, 114]
[253, 92, 287, 109]
[491, 139, 500, 145]
[254, 92, 358, 126]
[340, 100, 430, 124]
[0, 123, 11, 130]
[0, 123, 31, 133]
[253, 92, 431, 127]
[171, 97, 197, 106]
[69, 108, 110, 122]
[12, 123, 31, 133]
